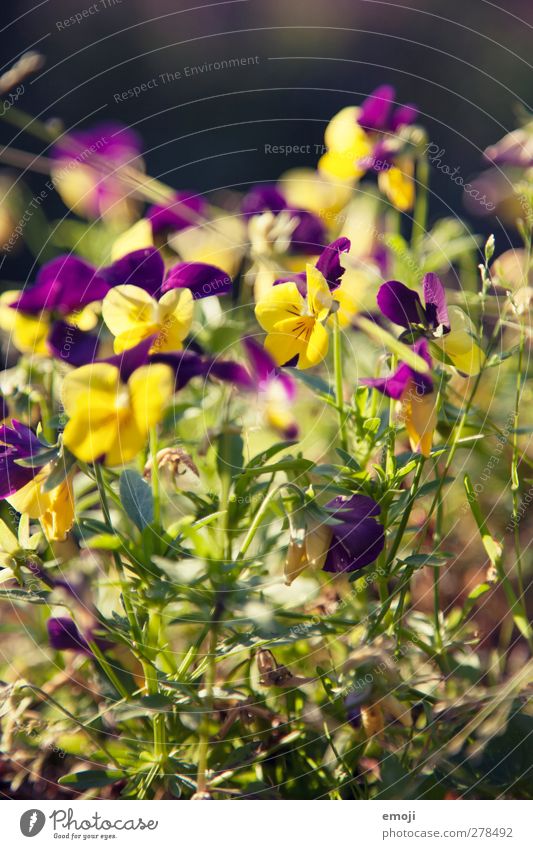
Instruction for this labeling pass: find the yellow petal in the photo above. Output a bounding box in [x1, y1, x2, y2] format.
[279, 167, 353, 216]
[331, 274, 363, 328]
[67, 303, 99, 331]
[400, 386, 437, 457]
[128, 363, 173, 435]
[255, 281, 304, 332]
[113, 324, 159, 354]
[153, 288, 194, 352]
[62, 363, 121, 416]
[170, 215, 246, 277]
[111, 218, 154, 261]
[7, 470, 52, 519]
[306, 264, 332, 320]
[324, 107, 367, 154]
[40, 477, 75, 541]
[319, 150, 364, 182]
[298, 320, 329, 369]
[104, 412, 145, 466]
[264, 317, 307, 367]
[436, 329, 485, 377]
[378, 162, 415, 211]
[102, 284, 156, 337]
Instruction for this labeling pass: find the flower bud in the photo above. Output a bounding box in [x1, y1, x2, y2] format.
[144, 446, 201, 491]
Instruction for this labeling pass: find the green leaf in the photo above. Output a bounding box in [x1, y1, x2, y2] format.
[463, 474, 503, 569]
[42, 448, 77, 493]
[86, 533, 123, 551]
[58, 769, 125, 789]
[0, 588, 50, 604]
[119, 469, 154, 531]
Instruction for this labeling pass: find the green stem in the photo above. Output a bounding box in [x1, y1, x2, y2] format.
[333, 312, 348, 452]
[235, 482, 304, 562]
[150, 427, 161, 529]
[412, 152, 430, 252]
[196, 609, 221, 797]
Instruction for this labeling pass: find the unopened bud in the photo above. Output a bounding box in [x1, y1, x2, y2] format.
[144, 447, 200, 491]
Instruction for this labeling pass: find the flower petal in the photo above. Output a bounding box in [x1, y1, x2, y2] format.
[357, 85, 395, 132]
[315, 237, 351, 290]
[103, 248, 165, 297]
[255, 281, 304, 333]
[162, 262, 232, 299]
[377, 280, 424, 327]
[102, 284, 155, 337]
[423, 272, 449, 329]
[128, 363, 173, 434]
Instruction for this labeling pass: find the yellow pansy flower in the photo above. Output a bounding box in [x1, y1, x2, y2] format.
[255, 265, 335, 369]
[8, 471, 75, 542]
[62, 362, 173, 465]
[102, 285, 194, 354]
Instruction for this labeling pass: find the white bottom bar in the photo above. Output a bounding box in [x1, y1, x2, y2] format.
[3, 799, 532, 848]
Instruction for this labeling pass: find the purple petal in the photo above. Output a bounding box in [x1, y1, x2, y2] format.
[422, 273, 449, 330]
[362, 338, 433, 399]
[151, 350, 251, 391]
[102, 336, 154, 382]
[0, 420, 43, 458]
[48, 321, 99, 367]
[273, 272, 307, 297]
[102, 248, 165, 297]
[47, 617, 90, 654]
[323, 521, 385, 573]
[357, 85, 395, 132]
[409, 337, 434, 395]
[52, 123, 142, 163]
[147, 192, 206, 234]
[0, 455, 36, 499]
[289, 210, 326, 255]
[162, 262, 232, 299]
[362, 362, 413, 400]
[326, 493, 381, 521]
[243, 338, 296, 399]
[390, 103, 418, 131]
[315, 237, 351, 289]
[241, 185, 287, 217]
[377, 280, 425, 327]
[11, 256, 109, 315]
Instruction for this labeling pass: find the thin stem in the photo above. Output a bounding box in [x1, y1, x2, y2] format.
[196, 608, 221, 797]
[333, 312, 348, 452]
[150, 428, 161, 529]
[412, 152, 430, 252]
[235, 482, 304, 562]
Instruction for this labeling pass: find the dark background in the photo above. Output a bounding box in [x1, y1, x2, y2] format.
[1, 0, 531, 281]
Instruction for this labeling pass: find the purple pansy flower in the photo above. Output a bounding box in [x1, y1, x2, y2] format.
[10, 256, 110, 315]
[322, 494, 385, 574]
[151, 349, 251, 391]
[274, 237, 351, 295]
[362, 337, 434, 400]
[47, 617, 91, 654]
[147, 192, 207, 235]
[362, 338, 436, 457]
[376, 274, 485, 378]
[484, 125, 533, 169]
[358, 85, 418, 136]
[377, 273, 449, 332]
[242, 184, 326, 254]
[103, 246, 233, 301]
[47, 616, 111, 655]
[241, 338, 298, 439]
[0, 420, 48, 499]
[51, 123, 143, 220]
